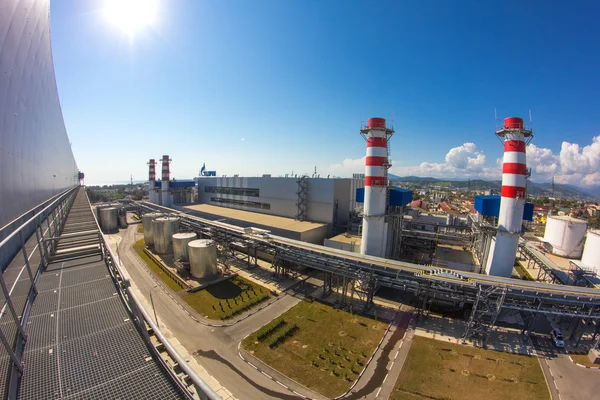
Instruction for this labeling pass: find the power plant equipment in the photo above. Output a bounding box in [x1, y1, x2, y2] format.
[98, 207, 118, 233]
[161, 155, 172, 207]
[148, 158, 157, 203]
[117, 207, 128, 228]
[172, 232, 197, 261]
[152, 217, 180, 254]
[360, 117, 394, 257]
[142, 212, 163, 246]
[581, 229, 600, 274]
[188, 239, 219, 279]
[543, 216, 588, 258]
[485, 117, 532, 277]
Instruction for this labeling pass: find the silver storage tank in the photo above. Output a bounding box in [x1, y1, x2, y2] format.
[142, 212, 163, 246]
[152, 217, 180, 254]
[98, 207, 118, 233]
[117, 207, 128, 229]
[172, 232, 197, 261]
[188, 239, 218, 279]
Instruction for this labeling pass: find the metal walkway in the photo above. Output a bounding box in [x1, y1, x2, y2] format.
[3, 189, 186, 399]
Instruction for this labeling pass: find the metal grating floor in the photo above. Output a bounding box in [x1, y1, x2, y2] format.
[17, 190, 186, 399]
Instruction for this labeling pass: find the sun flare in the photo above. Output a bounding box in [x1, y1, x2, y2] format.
[103, 0, 158, 36]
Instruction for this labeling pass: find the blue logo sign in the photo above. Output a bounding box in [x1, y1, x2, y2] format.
[200, 163, 216, 177]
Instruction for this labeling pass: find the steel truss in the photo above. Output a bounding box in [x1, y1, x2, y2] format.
[462, 286, 506, 346]
[138, 202, 600, 347]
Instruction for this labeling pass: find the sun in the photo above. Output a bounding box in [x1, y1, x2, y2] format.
[103, 0, 158, 36]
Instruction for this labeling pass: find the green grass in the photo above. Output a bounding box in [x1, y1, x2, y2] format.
[133, 239, 182, 292]
[134, 239, 271, 320]
[514, 259, 534, 281]
[179, 276, 271, 320]
[571, 354, 600, 368]
[242, 299, 388, 398]
[391, 336, 549, 400]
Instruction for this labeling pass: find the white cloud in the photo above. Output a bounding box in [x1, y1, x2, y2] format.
[392, 143, 497, 179]
[324, 136, 600, 186]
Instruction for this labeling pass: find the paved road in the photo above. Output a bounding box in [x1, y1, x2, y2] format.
[118, 225, 305, 400]
[345, 311, 412, 400]
[532, 335, 600, 400]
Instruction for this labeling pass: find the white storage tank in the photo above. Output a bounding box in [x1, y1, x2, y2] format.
[98, 207, 118, 233]
[188, 239, 219, 279]
[152, 217, 180, 254]
[172, 232, 197, 261]
[542, 215, 587, 258]
[142, 212, 163, 246]
[581, 230, 600, 274]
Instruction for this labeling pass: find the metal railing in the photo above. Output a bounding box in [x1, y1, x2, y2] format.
[0, 185, 80, 394]
[87, 196, 221, 400]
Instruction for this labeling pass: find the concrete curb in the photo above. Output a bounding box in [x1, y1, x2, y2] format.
[332, 307, 400, 400]
[237, 335, 320, 400]
[568, 355, 600, 370]
[235, 307, 402, 400]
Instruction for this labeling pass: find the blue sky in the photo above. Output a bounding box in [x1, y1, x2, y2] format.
[50, 0, 600, 186]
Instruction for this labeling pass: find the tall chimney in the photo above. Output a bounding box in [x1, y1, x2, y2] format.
[485, 117, 532, 276]
[360, 117, 393, 257]
[161, 155, 171, 207]
[148, 159, 156, 203]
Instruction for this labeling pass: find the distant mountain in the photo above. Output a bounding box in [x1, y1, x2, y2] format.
[389, 176, 598, 200]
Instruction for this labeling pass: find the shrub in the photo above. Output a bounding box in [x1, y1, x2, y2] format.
[268, 324, 298, 349]
[257, 320, 286, 342]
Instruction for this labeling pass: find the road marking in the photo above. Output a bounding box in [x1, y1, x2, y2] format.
[292, 390, 307, 398]
[389, 361, 394, 370]
[262, 372, 272, 379]
[248, 363, 258, 370]
[375, 386, 382, 398]
[382, 374, 388, 384]
[276, 381, 289, 389]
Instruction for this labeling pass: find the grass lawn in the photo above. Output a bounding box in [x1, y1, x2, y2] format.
[242, 299, 388, 398]
[571, 354, 600, 368]
[180, 276, 271, 320]
[391, 336, 549, 400]
[133, 239, 182, 292]
[133, 239, 270, 320]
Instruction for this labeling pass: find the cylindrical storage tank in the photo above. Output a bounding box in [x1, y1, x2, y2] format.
[581, 230, 600, 274]
[446, 214, 452, 225]
[117, 208, 128, 229]
[142, 212, 163, 246]
[542, 216, 588, 258]
[172, 232, 197, 261]
[152, 217, 180, 254]
[98, 207, 118, 233]
[188, 239, 219, 279]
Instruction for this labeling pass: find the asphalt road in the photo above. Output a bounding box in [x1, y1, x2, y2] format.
[118, 225, 307, 400]
[532, 334, 600, 400]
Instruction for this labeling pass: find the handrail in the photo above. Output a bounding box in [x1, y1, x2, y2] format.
[88, 195, 222, 400]
[0, 185, 79, 256]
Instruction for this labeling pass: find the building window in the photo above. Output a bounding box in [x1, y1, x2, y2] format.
[210, 197, 270, 210]
[204, 186, 259, 197]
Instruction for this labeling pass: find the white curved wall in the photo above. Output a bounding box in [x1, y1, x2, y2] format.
[0, 0, 78, 227]
[581, 230, 600, 274]
[543, 216, 587, 258]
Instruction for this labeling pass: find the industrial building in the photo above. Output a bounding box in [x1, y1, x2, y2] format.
[182, 203, 329, 243]
[196, 175, 359, 235]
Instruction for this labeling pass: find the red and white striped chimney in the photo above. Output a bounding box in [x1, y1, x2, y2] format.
[485, 117, 532, 276]
[161, 155, 172, 207]
[360, 118, 393, 257]
[148, 158, 156, 203]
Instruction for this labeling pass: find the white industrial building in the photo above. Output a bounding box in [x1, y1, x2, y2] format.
[195, 176, 364, 237]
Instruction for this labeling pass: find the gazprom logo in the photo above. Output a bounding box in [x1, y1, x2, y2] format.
[200, 163, 216, 177]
